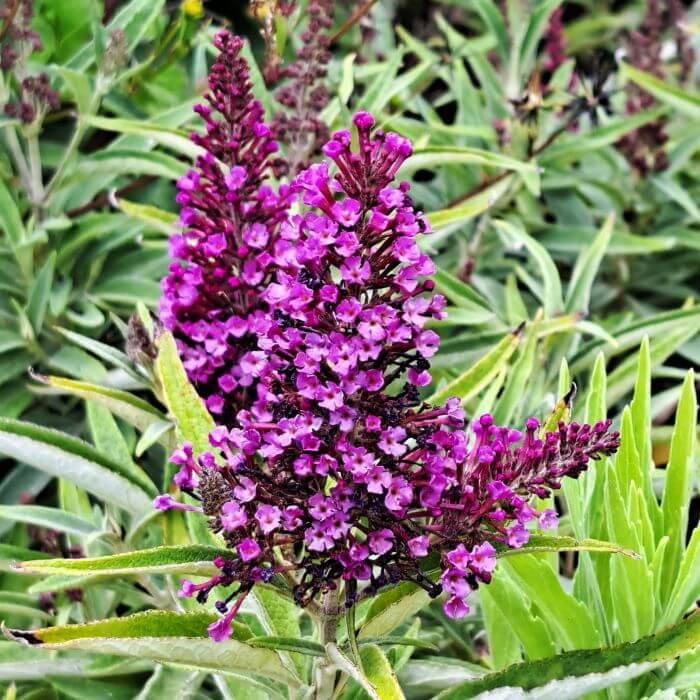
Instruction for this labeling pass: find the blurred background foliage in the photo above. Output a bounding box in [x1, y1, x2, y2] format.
[0, 0, 698, 698]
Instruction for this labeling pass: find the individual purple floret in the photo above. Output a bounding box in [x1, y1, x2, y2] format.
[160, 31, 293, 422]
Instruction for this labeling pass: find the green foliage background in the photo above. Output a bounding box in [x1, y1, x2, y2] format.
[0, 0, 698, 698]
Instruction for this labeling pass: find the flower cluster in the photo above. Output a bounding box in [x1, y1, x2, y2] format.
[616, 0, 694, 176]
[157, 108, 621, 641]
[543, 7, 567, 76]
[268, 0, 334, 175]
[1, 0, 60, 124]
[160, 31, 292, 422]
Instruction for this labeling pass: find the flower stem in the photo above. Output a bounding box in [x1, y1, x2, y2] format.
[313, 587, 341, 700]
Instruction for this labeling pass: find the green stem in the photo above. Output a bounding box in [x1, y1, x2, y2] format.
[346, 606, 363, 671]
[27, 133, 44, 209]
[313, 588, 341, 700]
[3, 127, 33, 196]
[45, 90, 101, 201]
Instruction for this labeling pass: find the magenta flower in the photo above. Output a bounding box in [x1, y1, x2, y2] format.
[157, 112, 620, 641]
[160, 31, 292, 421]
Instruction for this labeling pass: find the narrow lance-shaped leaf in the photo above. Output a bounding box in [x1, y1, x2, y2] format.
[493, 219, 564, 318]
[0, 419, 155, 515]
[359, 535, 635, 639]
[620, 62, 700, 119]
[435, 610, 700, 699]
[15, 545, 231, 578]
[0, 505, 98, 538]
[428, 326, 522, 406]
[8, 610, 299, 686]
[565, 213, 614, 314]
[155, 332, 215, 457]
[660, 370, 697, 602]
[37, 375, 170, 438]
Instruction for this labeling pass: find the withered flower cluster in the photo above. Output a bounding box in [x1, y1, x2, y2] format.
[1, 0, 59, 124]
[617, 0, 695, 175]
[267, 0, 335, 175]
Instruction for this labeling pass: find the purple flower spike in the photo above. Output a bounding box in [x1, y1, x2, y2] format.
[159, 100, 621, 635]
[160, 31, 293, 422]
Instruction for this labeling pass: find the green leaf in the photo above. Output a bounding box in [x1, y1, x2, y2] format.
[620, 63, 700, 119]
[481, 570, 556, 663]
[493, 220, 563, 318]
[660, 371, 697, 600]
[433, 268, 492, 311]
[249, 586, 305, 680]
[462, 0, 509, 60]
[70, 149, 187, 182]
[359, 636, 438, 652]
[663, 526, 700, 625]
[0, 179, 25, 250]
[81, 116, 201, 159]
[519, 0, 563, 73]
[0, 419, 155, 514]
[541, 108, 668, 162]
[155, 332, 214, 457]
[135, 667, 204, 700]
[629, 338, 663, 538]
[565, 214, 614, 314]
[86, 402, 149, 486]
[398, 658, 485, 697]
[502, 555, 600, 649]
[117, 199, 177, 235]
[357, 644, 404, 700]
[247, 637, 323, 657]
[52, 65, 92, 113]
[359, 583, 430, 640]
[0, 544, 50, 566]
[8, 610, 298, 686]
[16, 545, 228, 577]
[357, 49, 405, 114]
[427, 327, 522, 406]
[38, 376, 169, 437]
[54, 328, 143, 382]
[67, 0, 167, 71]
[0, 505, 97, 538]
[495, 535, 638, 560]
[404, 147, 537, 177]
[493, 313, 540, 425]
[435, 610, 700, 699]
[326, 642, 404, 700]
[26, 253, 56, 334]
[359, 535, 630, 640]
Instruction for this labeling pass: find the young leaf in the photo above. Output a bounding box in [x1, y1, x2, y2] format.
[26, 254, 56, 335]
[155, 332, 214, 457]
[660, 371, 697, 601]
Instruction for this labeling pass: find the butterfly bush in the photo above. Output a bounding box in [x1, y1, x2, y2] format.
[157, 34, 620, 643]
[160, 31, 292, 422]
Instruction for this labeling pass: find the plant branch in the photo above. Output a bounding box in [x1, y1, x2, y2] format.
[65, 175, 157, 218]
[446, 112, 579, 209]
[329, 0, 378, 45]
